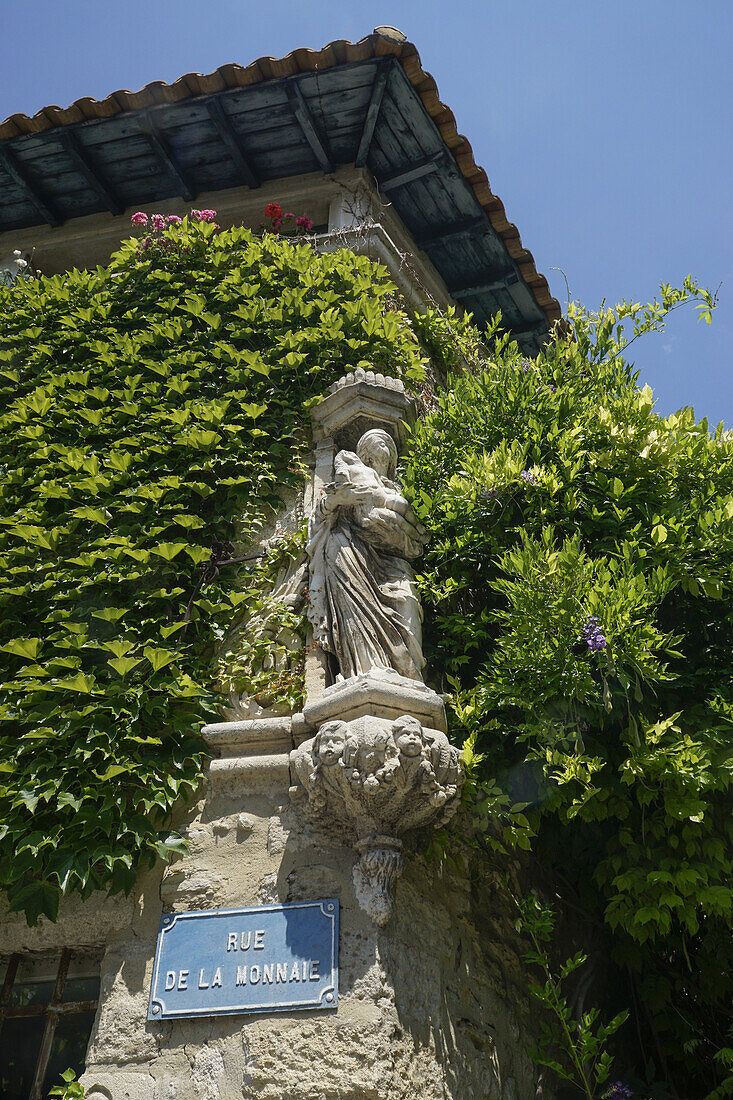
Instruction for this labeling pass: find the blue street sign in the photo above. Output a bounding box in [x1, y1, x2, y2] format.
[148, 899, 338, 1019]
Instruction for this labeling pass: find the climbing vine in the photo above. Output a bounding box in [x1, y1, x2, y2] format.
[0, 212, 424, 925]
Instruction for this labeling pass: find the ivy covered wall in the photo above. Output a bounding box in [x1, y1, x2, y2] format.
[1, 213, 730, 1096]
[0, 216, 424, 925]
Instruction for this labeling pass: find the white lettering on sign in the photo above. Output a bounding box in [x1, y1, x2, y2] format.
[226, 930, 267, 951]
[228, 960, 321, 987]
[162, 959, 323, 995]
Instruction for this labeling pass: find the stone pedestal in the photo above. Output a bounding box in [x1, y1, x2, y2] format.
[302, 670, 447, 734]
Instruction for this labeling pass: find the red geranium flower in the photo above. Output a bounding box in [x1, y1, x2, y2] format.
[264, 202, 282, 219]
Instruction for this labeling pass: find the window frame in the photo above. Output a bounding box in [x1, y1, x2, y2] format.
[0, 948, 99, 1100]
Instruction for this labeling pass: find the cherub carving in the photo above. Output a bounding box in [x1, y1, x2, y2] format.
[344, 726, 400, 791]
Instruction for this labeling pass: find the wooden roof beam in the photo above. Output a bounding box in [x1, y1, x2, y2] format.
[139, 110, 195, 202]
[379, 153, 444, 192]
[206, 98, 259, 190]
[286, 83, 333, 173]
[452, 272, 519, 299]
[58, 130, 123, 215]
[355, 63, 390, 168]
[0, 145, 61, 227]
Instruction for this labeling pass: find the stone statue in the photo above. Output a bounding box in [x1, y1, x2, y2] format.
[290, 714, 464, 924]
[307, 428, 428, 683]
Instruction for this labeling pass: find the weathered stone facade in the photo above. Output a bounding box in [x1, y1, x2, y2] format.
[0, 761, 541, 1099]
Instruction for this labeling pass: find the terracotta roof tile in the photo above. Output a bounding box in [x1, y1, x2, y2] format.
[0, 28, 560, 322]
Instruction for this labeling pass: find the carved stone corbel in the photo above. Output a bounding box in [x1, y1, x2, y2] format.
[290, 713, 464, 924]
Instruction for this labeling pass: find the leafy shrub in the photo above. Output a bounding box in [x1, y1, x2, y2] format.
[406, 288, 732, 1096]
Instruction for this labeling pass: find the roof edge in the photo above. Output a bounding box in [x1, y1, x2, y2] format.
[0, 29, 561, 323]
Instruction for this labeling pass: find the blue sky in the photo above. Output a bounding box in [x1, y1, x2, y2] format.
[2, 0, 731, 426]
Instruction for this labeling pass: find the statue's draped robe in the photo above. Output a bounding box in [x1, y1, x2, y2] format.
[307, 450, 425, 681]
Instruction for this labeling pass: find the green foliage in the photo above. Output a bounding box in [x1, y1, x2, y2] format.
[216, 525, 309, 713]
[519, 894, 628, 1097]
[48, 1068, 85, 1098]
[0, 218, 424, 924]
[406, 283, 733, 1095]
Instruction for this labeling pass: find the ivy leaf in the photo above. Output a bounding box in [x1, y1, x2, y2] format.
[241, 402, 268, 419]
[55, 672, 97, 694]
[108, 656, 142, 677]
[91, 607, 128, 622]
[143, 646, 177, 672]
[2, 638, 42, 659]
[95, 765, 130, 782]
[151, 542, 188, 561]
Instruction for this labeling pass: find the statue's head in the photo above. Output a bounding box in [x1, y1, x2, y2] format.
[393, 715, 424, 758]
[314, 721, 348, 766]
[357, 429, 397, 479]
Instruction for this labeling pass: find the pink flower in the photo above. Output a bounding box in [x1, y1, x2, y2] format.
[283, 212, 295, 219]
[295, 215, 313, 230]
[131, 211, 148, 226]
[167, 215, 182, 226]
[190, 208, 217, 223]
[271, 218, 283, 230]
[151, 213, 167, 231]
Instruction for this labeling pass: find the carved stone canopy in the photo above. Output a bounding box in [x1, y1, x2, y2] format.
[310, 368, 416, 452]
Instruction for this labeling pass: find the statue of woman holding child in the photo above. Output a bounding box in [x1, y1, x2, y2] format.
[307, 428, 428, 683]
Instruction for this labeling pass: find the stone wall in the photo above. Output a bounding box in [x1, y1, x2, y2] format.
[0, 753, 543, 1100]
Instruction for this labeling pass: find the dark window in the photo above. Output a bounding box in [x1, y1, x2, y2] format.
[0, 950, 100, 1100]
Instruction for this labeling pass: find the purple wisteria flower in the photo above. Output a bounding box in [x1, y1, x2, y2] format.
[520, 470, 537, 485]
[582, 616, 607, 651]
[604, 1084, 633, 1100]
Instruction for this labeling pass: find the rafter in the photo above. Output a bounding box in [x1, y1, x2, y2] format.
[286, 82, 333, 173]
[58, 130, 123, 215]
[206, 98, 259, 190]
[355, 63, 390, 168]
[139, 110, 195, 202]
[378, 153, 443, 192]
[0, 145, 61, 226]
